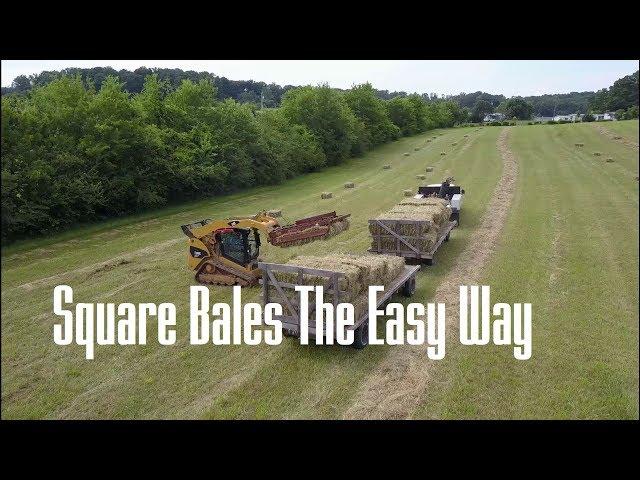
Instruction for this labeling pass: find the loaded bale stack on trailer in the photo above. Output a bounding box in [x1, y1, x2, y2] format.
[368, 197, 456, 265]
[259, 254, 419, 348]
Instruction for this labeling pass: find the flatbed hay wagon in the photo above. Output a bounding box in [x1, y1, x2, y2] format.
[367, 219, 457, 266]
[258, 262, 420, 348]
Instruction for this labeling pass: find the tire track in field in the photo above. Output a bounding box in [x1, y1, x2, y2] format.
[7, 238, 183, 294]
[342, 127, 518, 420]
[591, 124, 639, 149]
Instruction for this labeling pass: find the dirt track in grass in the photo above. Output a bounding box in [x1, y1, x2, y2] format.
[342, 127, 519, 419]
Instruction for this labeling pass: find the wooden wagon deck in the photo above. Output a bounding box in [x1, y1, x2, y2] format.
[368, 220, 457, 264]
[258, 262, 420, 338]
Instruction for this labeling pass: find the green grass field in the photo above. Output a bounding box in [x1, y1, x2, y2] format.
[2, 121, 638, 419]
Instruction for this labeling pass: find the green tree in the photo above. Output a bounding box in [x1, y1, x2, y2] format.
[471, 99, 494, 122]
[345, 83, 400, 148]
[497, 97, 534, 120]
[280, 85, 359, 165]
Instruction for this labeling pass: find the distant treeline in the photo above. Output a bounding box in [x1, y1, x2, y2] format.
[0, 66, 417, 106]
[1, 76, 466, 242]
[446, 70, 638, 119]
[4, 66, 637, 117]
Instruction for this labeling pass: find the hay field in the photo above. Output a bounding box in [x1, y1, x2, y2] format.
[2, 121, 638, 419]
[416, 121, 639, 419]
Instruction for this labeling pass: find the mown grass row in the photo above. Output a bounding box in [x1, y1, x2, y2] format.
[415, 121, 638, 419]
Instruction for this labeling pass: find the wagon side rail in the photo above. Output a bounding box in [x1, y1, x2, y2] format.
[258, 262, 347, 329]
[368, 219, 457, 259]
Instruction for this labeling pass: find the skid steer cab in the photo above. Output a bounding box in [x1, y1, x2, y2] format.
[417, 177, 465, 225]
[181, 211, 350, 287]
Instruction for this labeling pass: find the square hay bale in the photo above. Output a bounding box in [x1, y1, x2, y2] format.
[416, 174, 426, 180]
[403, 189, 414, 196]
[383, 164, 391, 170]
[426, 167, 434, 172]
[272, 254, 405, 308]
[463, 134, 469, 137]
[605, 158, 614, 163]
[440, 152, 447, 156]
[575, 142, 584, 147]
[451, 142, 458, 146]
[403, 152, 410, 156]
[414, 147, 421, 151]
[267, 209, 282, 217]
[344, 182, 355, 188]
[321, 192, 333, 199]
[592, 152, 602, 156]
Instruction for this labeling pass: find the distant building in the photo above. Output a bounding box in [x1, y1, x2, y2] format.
[483, 113, 506, 122]
[553, 113, 583, 122]
[593, 112, 616, 121]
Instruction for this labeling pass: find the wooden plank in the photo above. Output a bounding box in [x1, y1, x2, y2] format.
[266, 268, 298, 318]
[372, 220, 420, 254]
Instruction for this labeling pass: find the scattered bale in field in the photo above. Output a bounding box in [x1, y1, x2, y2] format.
[321, 192, 333, 199]
[426, 139, 432, 143]
[592, 152, 602, 156]
[574, 142, 584, 147]
[426, 166, 434, 172]
[463, 134, 468, 137]
[416, 174, 426, 180]
[439, 133, 445, 136]
[440, 152, 446, 156]
[613, 136, 622, 140]
[383, 164, 391, 169]
[414, 147, 421, 151]
[404, 152, 410, 156]
[605, 158, 614, 163]
[344, 182, 355, 189]
[451, 142, 458, 146]
[403, 189, 414, 197]
[267, 209, 282, 217]
[432, 136, 437, 139]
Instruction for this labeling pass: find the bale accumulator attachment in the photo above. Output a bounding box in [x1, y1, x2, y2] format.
[268, 211, 351, 247]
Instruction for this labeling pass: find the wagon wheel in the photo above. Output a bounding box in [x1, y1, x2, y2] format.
[402, 277, 416, 297]
[351, 321, 369, 349]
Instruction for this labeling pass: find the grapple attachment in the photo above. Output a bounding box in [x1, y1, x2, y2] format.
[268, 211, 351, 247]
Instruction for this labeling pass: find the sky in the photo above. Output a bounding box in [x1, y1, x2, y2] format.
[1, 60, 638, 97]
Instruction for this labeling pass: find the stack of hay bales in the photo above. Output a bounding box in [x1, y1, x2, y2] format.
[321, 192, 333, 199]
[369, 197, 451, 254]
[269, 254, 406, 320]
[344, 182, 355, 189]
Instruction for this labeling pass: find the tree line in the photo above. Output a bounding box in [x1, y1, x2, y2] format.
[1, 76, 465, 243]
